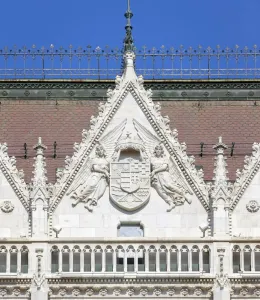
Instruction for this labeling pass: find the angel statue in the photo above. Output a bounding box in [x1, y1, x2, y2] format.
[71, 145, 109, 212]
[151, 144, 191, 211]
[68, 119, 127, 212]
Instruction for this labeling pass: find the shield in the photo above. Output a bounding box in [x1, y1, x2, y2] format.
[110, 161, 150, 211]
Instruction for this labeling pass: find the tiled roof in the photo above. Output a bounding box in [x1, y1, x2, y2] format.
[0, 86, 259, 183]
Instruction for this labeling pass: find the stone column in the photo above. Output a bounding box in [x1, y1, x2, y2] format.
[178, 250, 181, 272]
[213, 248, 230, 300]
[167, 251, 170, 272]
[80, 251, 84, 272]
[199, 249, 203, 273]
[113, 251, 117, 272]
[134, 251, 138, 272]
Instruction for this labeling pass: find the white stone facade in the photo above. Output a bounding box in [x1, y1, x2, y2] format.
[0, 51, 260, 299]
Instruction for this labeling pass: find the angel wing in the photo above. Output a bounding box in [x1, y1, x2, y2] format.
[99, 118, 127, 159]
[66, 157, 92, 196]
[169, 156, 193, 195]
[133, 118, 161, 155]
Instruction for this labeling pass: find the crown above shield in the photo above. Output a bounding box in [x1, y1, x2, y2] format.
[115, 132, 145, 152]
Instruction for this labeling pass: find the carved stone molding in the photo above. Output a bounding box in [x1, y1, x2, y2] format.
[47, 284, 213, 298]
[0, 200, 14, 213]
[0, 144, 29, 212]
[231, 143, 260, 211]
[0, 285, 31, 298]
[246, 200, 260, 212]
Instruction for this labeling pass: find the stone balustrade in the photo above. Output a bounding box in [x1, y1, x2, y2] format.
[49, 243, 212, 275]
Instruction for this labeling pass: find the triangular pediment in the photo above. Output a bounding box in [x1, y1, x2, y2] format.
[50, 52, 209, 213]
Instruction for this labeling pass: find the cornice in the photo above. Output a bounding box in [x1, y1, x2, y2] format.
[0, 80, 260, 100]
[47, 277, 215, 284]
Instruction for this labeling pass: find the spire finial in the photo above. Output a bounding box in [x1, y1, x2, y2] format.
[124, 0, 134, 52]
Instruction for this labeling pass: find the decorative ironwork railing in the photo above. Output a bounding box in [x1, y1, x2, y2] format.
[0, 45, 260, 79]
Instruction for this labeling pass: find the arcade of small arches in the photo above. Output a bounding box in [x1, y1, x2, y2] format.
[50, 244, 211, 274]
[232, 245, 260, 273]
[0, 245, 29, 274]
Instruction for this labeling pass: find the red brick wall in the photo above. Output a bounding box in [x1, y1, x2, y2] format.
[0, 99, 259, 182]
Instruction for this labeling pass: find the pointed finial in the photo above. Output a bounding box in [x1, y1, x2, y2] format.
[213, 136, 228, 154]
[124, 0, 134, 52]
[31, 137, 48, 188]
[33, 137, 47, 156]
[213, 136, 229, 183]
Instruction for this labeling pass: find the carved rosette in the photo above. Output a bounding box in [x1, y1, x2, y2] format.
[246, 200, 260, 212]
[0, 200, 14, 213]
[113, 288, 121, 296]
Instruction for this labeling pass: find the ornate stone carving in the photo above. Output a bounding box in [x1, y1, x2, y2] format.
[180, 288, 189, 296]
[67, 119, 127, 212]
[0, 143, 29, 211]
[50, 50, 209, 212]
[72, 288, 80, 296]
[0, 200, 14, 213]
[151, 144, 192, 211]
[153, 288, 162, 296]
[126, 288, 135, 297]
[240, 287, 249, 296]
[33, 248, 45, 290]
[231, 143, 260, 210]
[0, 289, 7, 297]
[99, 288, 108, 296]
[140, 288, 148, 296]
[86, 288, 94, 296]
[59, 288, 67, 296]
[246, 200, 259, 212]
[70, 145, 109, 212]
[167, 288, 175, 296]
[110, 159, 150, 211]
[13, 288, 21, 296]
[210, 137, 231, 208]
[194, 288, 203, 296]
[113, 288, 121, 296]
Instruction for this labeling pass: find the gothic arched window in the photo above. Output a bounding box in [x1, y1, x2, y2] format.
[62, 246, 70, 272]
[244, 245, 251, 272]
[232, 245, 241, 273]
[116, 246, 124, 272]
[94, 246, 103, 272]
[83, 246, 92, 272]
[10, 246, 18, 273]
[202, 246, 210, 273]
[21, 246, 29, 274]
[159, 246, 167, 272]
[255, 245, 260, 271]
[170, 246, 178, 272]
[105, 246, 113, 272]
[51, 246, 59, 273]
[181, 246, 189, 272]
[191, 246, 199, 271]
[127, 246, 135, 272]
[0, 246, 7, 273]
[73, 246, 81, 272]
[137, 246, 145, 272]
[148, 246, 156, 272]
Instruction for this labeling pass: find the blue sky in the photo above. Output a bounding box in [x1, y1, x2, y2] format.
[0, 0, 259, 51]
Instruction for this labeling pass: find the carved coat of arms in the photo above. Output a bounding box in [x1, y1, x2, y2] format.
[110, 161, 150, 211]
